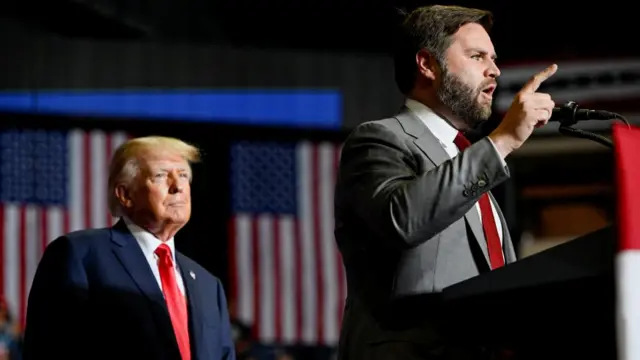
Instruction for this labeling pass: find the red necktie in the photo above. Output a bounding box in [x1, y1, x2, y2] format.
[453, 132, 505, 269]
[155, 244, 192, 360]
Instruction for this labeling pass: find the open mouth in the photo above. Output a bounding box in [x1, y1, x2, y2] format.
[481, 84, 496, 97]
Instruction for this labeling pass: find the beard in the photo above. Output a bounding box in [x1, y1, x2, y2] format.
[436, 65, 493, 130]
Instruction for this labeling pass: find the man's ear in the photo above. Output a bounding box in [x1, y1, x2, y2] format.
[416, 49, 439, 81]
[115, 184, 134, 210]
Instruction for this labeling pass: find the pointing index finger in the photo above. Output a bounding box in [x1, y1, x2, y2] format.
[521, 64, 558, 93]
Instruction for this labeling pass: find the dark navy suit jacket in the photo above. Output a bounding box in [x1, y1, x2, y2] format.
[22, 220, 235, 360]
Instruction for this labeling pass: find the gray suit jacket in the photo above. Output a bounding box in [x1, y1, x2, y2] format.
[334, 108, 517, 359]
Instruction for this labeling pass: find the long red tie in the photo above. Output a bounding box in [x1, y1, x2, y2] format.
[155, 244, 192, 360]
[453, 132, 505, 269]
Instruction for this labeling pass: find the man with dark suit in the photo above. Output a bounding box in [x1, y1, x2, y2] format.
[23, 136, 235, 360]
[334, 5, 558, 360]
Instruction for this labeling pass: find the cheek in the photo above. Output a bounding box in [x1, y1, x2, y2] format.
[443, 49, 469, 73]
[448, 57, 482, 83]
[147, 187, 168, 206]
[460, 71, 483, 93]
[180, 180, 191, 196]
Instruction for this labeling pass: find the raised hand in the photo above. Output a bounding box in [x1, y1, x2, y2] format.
[489, 64, 558, 157]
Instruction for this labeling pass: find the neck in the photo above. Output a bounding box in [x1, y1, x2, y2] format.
[408, 90, 468, 131]
[148, 226, 179, 242]
[126, 213, 181, 242]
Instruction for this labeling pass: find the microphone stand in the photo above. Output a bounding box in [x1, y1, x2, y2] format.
[555, 101, 629, 149]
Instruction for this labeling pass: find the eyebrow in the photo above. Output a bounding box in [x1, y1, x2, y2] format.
[156, 167, 189, 173]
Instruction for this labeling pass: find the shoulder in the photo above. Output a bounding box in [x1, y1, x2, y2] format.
[46, 227, 113, 257]
[347, 117, 403, 138]
[64, 227, 113, 243]
[341, 114, 415, 158]
[342, 116, 408, 150]
[34, 227, 116, 279]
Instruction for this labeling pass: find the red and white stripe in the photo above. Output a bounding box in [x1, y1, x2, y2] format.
[230, 141, 346, 346]
[614, 124, 640, 360]
[0, 128, 129, 328]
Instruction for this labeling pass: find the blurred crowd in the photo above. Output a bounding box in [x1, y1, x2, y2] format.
[0, 297, 21, 360]
[230, 316, 336, 360]
[0, 297, 336, 360]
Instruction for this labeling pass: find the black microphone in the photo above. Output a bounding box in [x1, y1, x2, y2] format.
[549, 101, 618, 125]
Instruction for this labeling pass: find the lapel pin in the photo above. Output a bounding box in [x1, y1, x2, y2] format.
[189, 271, 196, 280]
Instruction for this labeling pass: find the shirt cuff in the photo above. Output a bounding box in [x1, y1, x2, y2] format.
[487, 137, 507, 167]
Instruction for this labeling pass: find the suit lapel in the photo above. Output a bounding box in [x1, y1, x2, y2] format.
[176, 254, 204, 360]
[110, 220, 181, 356]
[464, 207, 491, 265]
[488, 192, 517, 263]
[395, 108, 491, 266]
[395, 108, 450, 167]
[110, 220, 166, 304]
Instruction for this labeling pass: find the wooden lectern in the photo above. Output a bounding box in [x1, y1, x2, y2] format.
[441, 124, 640, 360]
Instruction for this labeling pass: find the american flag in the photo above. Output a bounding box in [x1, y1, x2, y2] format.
[0, 128, 129, 328]
[229, 140, 346, 346]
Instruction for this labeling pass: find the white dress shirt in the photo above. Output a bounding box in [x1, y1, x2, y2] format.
[405, 98, 504, 245]
[123, 217, 186, 295]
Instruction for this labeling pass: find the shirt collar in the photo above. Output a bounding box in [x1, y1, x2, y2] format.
[405, 98, 458, 145]
[123, 216, 177, 262]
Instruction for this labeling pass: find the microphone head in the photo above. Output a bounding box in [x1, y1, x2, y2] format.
[549, 101, 618, 123]
[549, 102, 579, 124]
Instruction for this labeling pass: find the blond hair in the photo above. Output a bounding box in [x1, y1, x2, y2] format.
[108, 136, 201, 217]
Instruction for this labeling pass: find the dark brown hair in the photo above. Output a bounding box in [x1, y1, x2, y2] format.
[394, 5, 493, 95]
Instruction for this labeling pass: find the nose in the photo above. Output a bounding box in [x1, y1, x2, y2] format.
[169, 184, 183, 194]
[168, 174, 184, 194]
[486, 61, 500, 79]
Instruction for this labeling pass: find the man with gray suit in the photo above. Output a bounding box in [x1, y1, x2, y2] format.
[334, 5, 557, 360]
